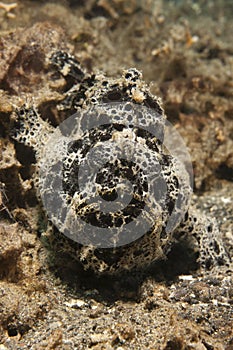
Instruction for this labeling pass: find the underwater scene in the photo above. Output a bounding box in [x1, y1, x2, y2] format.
[0, 1, 232, 349]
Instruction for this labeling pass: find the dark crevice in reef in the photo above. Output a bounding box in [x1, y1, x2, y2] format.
[216, 163, 233, 181]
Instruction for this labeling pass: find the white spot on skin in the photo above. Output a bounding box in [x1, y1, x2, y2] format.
[61, 63, 71, 76]
[132, 88, 145, 103]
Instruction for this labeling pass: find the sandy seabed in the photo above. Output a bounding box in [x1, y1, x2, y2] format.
[0, 1, 232, 349]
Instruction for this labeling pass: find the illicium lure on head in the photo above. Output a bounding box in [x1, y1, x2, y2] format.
[12, 51, 231, 274]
